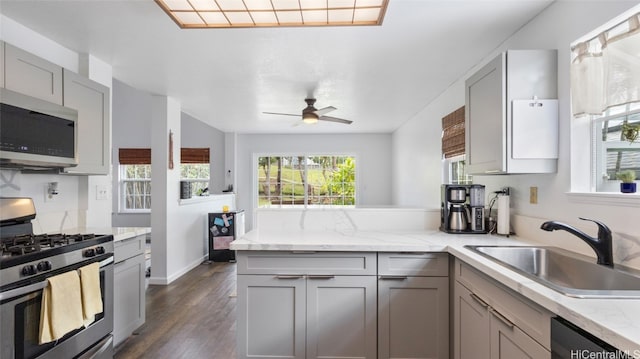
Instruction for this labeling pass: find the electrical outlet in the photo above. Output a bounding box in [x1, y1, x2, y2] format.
[530, 186, 538, 204]
[96, 185, 109, 200]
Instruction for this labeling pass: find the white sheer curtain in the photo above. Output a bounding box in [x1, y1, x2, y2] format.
[571, 13, 640, 116]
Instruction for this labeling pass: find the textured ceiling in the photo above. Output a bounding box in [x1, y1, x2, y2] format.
[0, 0, 554, 134]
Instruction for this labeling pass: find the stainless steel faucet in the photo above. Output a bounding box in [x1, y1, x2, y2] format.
[540, 217, 613, 267]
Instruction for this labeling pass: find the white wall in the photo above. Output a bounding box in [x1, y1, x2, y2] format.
[236, 133, 393, 230]
[392, 1, 640, 268]
[182, 112, 226, 194]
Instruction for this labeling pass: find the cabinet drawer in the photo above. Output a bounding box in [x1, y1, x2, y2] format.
[237, 251, 376, 275]
[378, 252, 448, 276]
[114, 235, 145, 263]
[455, 259, 552, 349]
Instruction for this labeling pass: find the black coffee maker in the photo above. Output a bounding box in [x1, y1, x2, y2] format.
[440, 184, 486, 234]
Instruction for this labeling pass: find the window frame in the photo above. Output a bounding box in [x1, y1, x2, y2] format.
[119, 164, 152, 213]
[253, 153, 358, 209]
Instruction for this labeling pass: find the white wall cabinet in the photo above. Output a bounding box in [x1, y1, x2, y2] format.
[62, 69, 111, 175]
[236, 251, 378, 359]
[113, 234, 146, 346]
[377, 252, 449, 359]
[453, 259, 551, 359]
[3, 42, 63, 104]
[465, 50, 558, 174]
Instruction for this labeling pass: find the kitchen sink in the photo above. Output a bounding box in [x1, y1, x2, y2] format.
[464, 245, 640, 298]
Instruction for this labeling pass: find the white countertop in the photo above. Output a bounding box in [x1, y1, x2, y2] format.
[65, 227, 151, 242]
[231, 229, 640, 356]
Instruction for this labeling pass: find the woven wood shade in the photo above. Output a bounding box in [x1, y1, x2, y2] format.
[442, 106, 466, 159]
[119, 148, 151, 165]
[181, 148, 210, 164]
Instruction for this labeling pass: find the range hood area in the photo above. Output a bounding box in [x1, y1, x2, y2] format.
[0, 88, 78, 171]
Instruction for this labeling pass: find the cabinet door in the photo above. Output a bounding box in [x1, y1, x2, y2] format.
[465, 53, 506, 174]
[113, 253, 146, 346]
[453, 281, 491, 359]
[490, 312, 550, 359]
[1, 42, 5, 87]
[378, 276, 449, 359]
[4, 43, 63, 104]
[306, 275, 377, 359]
[62, 69, 111, 174]
[237, 275, 306, 359]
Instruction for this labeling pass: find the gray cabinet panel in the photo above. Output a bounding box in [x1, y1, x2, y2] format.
[490, 313, 550, 359]
[1, 41, 5, 87]
[113, 252, 145, 346]
[378, 252, 448, 277]
[378, 276, 449, 359]
[453, 281, 491, 359]
[237, 251, 377, 275]
[62, 69, 110, 175]
[236, 275, 306, 359]
[306, 275, 377, 359]
[114, 235, 145, 263]
[4, 43, 63, 104]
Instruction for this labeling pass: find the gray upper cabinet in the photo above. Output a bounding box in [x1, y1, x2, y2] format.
[0, 41, 5, 87]
[4, 43, 63, 104]
[465, 50, 558, 174]
[62, 69, 111, 175]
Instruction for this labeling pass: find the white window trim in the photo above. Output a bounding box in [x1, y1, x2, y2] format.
[119, 166, 152, 213]
[252, 152, 359, 210]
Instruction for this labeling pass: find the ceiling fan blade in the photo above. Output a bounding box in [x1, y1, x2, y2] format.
[263, 111, 300, 117]
[319, 116, 353, 125]
[315, 106, 337, 116]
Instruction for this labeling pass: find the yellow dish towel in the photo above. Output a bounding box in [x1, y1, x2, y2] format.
[39, 270, 84, 344]
[78, 262, 103, 326]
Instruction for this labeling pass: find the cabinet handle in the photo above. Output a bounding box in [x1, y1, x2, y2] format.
[275, 275, 304, 279]
[469, 293, 489, 309]
[291, 251, 316, 254]
[307, 275, 335, 280]
[379, 275, 408, 280]
[491, 309, 515, 329]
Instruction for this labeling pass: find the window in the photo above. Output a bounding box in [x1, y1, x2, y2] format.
[257, 155, 356, 208]
[119, 148, 152, 211]
[441, 106, 472, 184]
[121, 164, 152, 210]
[593, 102, 640, 192]
[180, 148, 211, 196]
[181, 164, 210, 196]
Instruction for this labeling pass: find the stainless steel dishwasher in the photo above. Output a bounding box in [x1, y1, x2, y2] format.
[551, 317, 631, 358]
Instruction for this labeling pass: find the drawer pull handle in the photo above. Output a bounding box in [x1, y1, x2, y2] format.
[469, 293, 489, 309]
[491, 309, 515, 329]
[307, 275, 335, 280]
[379, 275, 408, 280]
[275, 275, 304, 279]
[291, 251, 316, 254]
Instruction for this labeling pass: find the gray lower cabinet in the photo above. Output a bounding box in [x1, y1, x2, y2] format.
[113, 235, 146, 346]
[377, 253, 449, 359]
[453, 259, 551, 359]
[236, 251, 377, 359]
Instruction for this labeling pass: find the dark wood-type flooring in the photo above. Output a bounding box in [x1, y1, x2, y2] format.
[114, 261, 237, 359]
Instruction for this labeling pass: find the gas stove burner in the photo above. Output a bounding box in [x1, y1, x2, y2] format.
[0, 233, 98, 258]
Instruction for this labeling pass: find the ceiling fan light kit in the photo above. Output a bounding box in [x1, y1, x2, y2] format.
[264, 98, 353, 125]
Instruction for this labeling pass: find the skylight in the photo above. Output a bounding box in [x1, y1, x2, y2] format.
[154, 0, 388, 28]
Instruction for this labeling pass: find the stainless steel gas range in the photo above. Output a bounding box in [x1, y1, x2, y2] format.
[0, 197, 114, 359]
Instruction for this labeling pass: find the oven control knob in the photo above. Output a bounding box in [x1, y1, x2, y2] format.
[37, 261, 52, 272]
[84, 248, 96, 257]
[95, 246, 105, 255]
[22, 264, 37, 276]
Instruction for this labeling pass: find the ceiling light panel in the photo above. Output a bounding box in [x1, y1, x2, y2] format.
[155, 0, 388, 28]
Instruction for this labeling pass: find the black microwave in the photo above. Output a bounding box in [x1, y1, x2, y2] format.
[0, 88, 78, 170]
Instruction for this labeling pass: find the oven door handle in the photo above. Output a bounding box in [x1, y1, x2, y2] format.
[0, 256, 114, 302]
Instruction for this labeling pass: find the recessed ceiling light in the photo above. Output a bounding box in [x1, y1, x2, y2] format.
[154, 0, 388, 28]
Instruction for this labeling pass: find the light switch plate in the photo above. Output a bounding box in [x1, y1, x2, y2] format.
[530, 186, 538, 204]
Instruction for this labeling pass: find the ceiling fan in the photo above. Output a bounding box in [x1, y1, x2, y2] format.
[263, 98, 353, 125]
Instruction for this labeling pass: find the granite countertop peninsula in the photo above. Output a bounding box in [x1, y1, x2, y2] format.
[231, 228, 640, 357]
